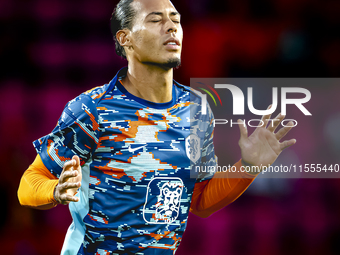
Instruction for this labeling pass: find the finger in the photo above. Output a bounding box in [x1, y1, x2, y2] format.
[59, 169, 79, 184]
[267, 113, 285, 133]
[280, 139, 297, 150]
[59, 193, 79, 204]
[60, 159, 77, 183]
[63, 159, 76, 171]
[58, 181, 81, 191]
[72, 155, 80, 169]
[275, 121, 295, 141]
[237, 119, 248, 140]
[257, 105, 273, 130]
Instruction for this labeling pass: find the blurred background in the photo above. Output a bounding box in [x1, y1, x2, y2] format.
[1, 0, 340, 254]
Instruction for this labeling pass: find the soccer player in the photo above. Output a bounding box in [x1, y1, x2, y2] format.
[18, 0, 296, 254]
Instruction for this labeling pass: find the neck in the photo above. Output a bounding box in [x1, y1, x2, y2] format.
[121, 61, 174, 103]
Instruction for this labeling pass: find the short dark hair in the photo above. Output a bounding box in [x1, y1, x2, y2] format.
[110, 0, 136, 59]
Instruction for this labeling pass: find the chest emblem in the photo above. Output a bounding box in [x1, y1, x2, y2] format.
[185, 134, 201, 164]
[143, 177, 184, 224]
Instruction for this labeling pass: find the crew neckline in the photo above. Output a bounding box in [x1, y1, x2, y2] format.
[115, 68, 177, 109]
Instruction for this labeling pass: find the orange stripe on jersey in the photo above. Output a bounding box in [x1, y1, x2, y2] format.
[84, 108, 99, 131]
[112, 111, 161, 142]
[84, 86, 105, 99]
[88, 214, 108, 224]
[54, 148, 71, 162]
[149, 231, 171, 241]
[94, 165, 127, 180]
[85, 85, 102, 94]
[46, 139, 55, 161]
[89, 175, 101, 185]
[91, 91, 105, 100]
[97, 136, 114, 148]
[170, 101, 191, 110]
[75, 122, 98, 144]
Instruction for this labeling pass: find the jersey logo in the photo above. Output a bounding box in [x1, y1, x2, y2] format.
[143, 177, 183, 224]
[128, 144, 146, 153]
[185, 134, 201, 164]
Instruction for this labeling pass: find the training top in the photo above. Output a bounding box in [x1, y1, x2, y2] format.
[33, 67, 217, 255]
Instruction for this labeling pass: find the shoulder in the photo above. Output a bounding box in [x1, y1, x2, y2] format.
[71, 83, 111, 108]
[174, 80, 205, 104]
[62, 83, 111, 122]
[83, 83, 111, 103]
[174, 80, 213, 120]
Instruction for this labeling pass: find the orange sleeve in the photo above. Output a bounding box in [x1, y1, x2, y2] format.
[190, 159, 257, 218]
[17, 155, 59, 210]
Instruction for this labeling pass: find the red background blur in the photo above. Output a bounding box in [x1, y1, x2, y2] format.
[1, 0, 340, 254]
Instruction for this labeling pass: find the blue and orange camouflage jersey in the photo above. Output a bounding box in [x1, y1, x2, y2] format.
[33, 67, 216, 255]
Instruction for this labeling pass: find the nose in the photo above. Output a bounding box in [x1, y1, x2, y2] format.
[165, 19, 177, 34]
[167, 27, 177, 34]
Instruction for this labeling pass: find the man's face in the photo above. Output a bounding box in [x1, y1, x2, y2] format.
[127, 0, 183, 68]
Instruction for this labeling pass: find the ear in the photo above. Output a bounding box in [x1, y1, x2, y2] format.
[116, 29, 132, 49]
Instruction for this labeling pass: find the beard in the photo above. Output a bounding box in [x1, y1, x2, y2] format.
[162, 57, 181, 69]
[144, 57, 182, 70]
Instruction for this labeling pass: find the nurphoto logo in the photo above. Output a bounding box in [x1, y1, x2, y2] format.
[194, 80, 312, 127]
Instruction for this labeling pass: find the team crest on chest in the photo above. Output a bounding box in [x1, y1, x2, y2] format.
[185, 134, 201, 164]
[143, 177, 184, 224]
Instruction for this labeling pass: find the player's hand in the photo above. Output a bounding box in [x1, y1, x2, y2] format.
[237, 105, 296, 173]
[54, 155, 82, 205]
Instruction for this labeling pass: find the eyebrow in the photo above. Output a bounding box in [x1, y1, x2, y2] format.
[145, 11, 181, 18]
